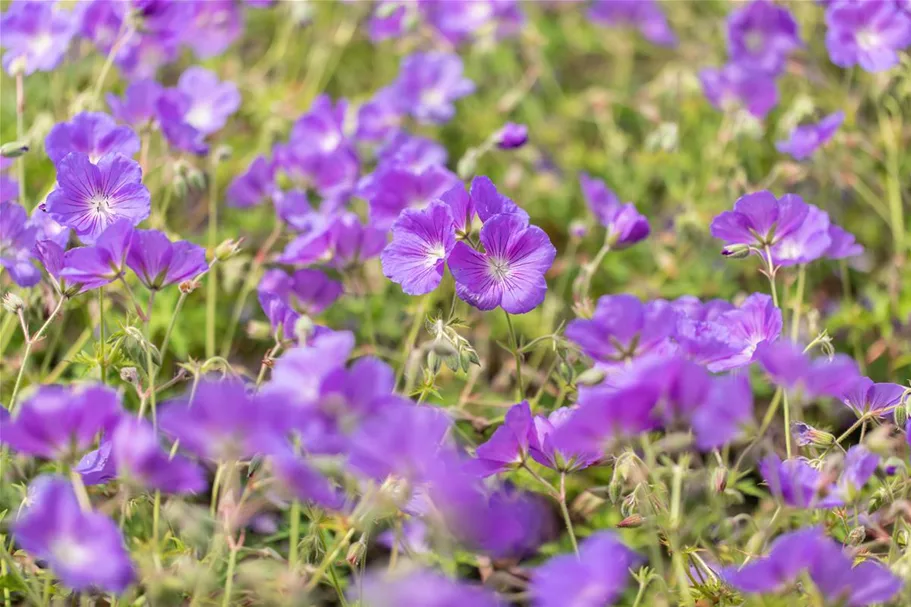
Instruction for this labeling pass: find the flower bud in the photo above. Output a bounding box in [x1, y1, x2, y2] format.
[721, 243, 751, 259]
[430, 337, 458, 358]
[214, 145, 233, 163]
[179, 279, 201, 294]
[791, 421, 834, 448]
[617, 514, 644, 528]
[845, 526, 866, 546]
[495, 122, 528, 150]
[883, 457, 905, 477]
[569, 220, 588, 240]
[214, 238, 243, 261]
[346, 538, 367, 567]
[2, 292, 25, 313]
[120, 366, 139, 385]
[575, 367, 606, 386]
[712, 467, 728, 494]
[894, 398, 910, 428]
[0, 141, 29, 158]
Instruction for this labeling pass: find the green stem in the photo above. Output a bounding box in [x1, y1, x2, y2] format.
[783, 390, 792, 458]
[790, 265, 806, 341]
[304, 528, 357, 592]
[558, 473, 579, 555]
[15, 72, 25, 206]
[0, 547, 42, 606]
[395, 297, 429, 390]
[91, 22, 133, 103]
[221, 544, 239, 607]
[8, 297, 66, 412]
[144, 291, 158, 430]
[159, 292, 187, 364]
[206, 161, 219, 359]
[763, 245, 778, 308]
[288, 500, 301, 571]
[504, 311, 524, 401]
[98, 287, 107, 384]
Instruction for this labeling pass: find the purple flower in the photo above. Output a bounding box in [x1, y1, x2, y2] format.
[839, 445, 879, 498]
[473, 401, 533, 476]
[531, 532, 641, 607]
[329, 213, 387, 269]
[355, 87, 404, 142]
[842, 377, 906, 417]
[1, 384, 122, 459]
[227, 156, 275, 208]
[12, 476, 133, 594]
[112, 418, 206, 494]
[392, 52, 475, 124]
[727, 0, 802, 75]
[811, 551, 903, 607]
[184, 0, 243, 58]
[159, 379, 283, 461]
[770, 203, 832, 266]
[30, 207, 70, 248]
[45, 112, 140, 166]
[353, 569, 502, 607]
[0, 158, 17, 203]
[449, 213, 556, 314]
[421, 0, 525, 46]
[825, 224, 864, 259]
[579, 173, 650, 248]
[75, 438, 117, 486]
[44, 153, 150, 244]
[759, 454, 841, 508]
[699, 62, 779, 119]
[691, 374, 754, 450]
[0, 1, 75, 76]
[107, 79, 163, 127]
[368, 2, 412, 42]
[60, 219, 134, 292]
[0, 200, 40, 286]
[589, 0, 677, 47]
[528, 406, 602, 472]
[381, 200, 457, 295]
[710, 191, 809, 254]
[265, 442, 345, 511]
[363, 165, 460, 230]
[258, 291, 300, 339]
[174, 66, 241, 135]
[496, 122, 528, 149]
[722, 527, 827, 594]
[259, 268, 343, 316]
[756, 340, 862, 399]
[825, 0, 911, 72]
[776, 111, 845, 160]
[126, 229, 208, 290]
[156, 90, 209, 155]
[566, 295, 676, 364]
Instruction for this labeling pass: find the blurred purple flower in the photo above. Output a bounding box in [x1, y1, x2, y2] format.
[227, 156, 275, 208]
[392, 52, 475, 124]
[107, 79, 164, 127]
[579, 173, 649, 248]
[1, 384, 122, 459]
[496, 122, 528, 149]
[44, 153, 150, 244]
[355, 87, 404, 142]
[722, 527, 827, 594]
[258, 291, 300, 339]
[727, 0, 802, 75]
[156, 90, 209, 155]
[759, 454, 841, 508]
[691, 374, 754, 450]
[369, 2, 412, 42]
[710, 191, 809, 255]
[776, 111, 845, 160]
[825, 224, 864, 259]
[825, 0, 911, 72]
[528, 406, 602, 472]
[126, 229, 208, 290]
[566, 295, 676, 364]
[473, 401, 533, 476]
[45, 112, 140, 166]
[756, 340, 861, 399]
[265, 441, 345, 511]
[265, 330, 355, 408]
[770, 204, 832, 266]
[184, 0, 243, 58]
[531, 531, 641, 607]
[12, 476, 134, 594]
[421, 0, 525, 45]
[0, 158, 17, 203]
[0, 200, 40, 286]
[75, 438, 117, 486]
[174, 66, 241, 135]
[381, 200, 457, 295]
[553, 383, 662, 452]
[449, 213, 556, 314]
[353, 569, 501, 607]
[699, 63, 778, 119]
[60, 219, 134, 292]
[0, 0, 75, 76]
[838, 445, 879, 499]
[363, 164, 460, 230]
[258, 268, 342, 316]
[30, 207, 70, 248]
[842, 377, 905, 417]
[589, 0, 677, 47]
[113, 418, 206, 494]
[329, 212, 387, 269]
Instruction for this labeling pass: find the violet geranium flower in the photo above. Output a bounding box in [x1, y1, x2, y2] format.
[126, 229, 208, 290]
[0, 200, 40, 287]
[579, 172, 650, 248]
[381, 200, 457, 296]
[710, 190, 810, 257]
[12, 476, 134, 594]
[112, 418, 206, 494]
[45, 112, 140, 166]
[825, 0, 911, 72]
[699, 62, 779, 119]
[776, 111, 845, 160]
[756, 340, 861, 399]
[727, 0, 802, 76]
[60, 219, 135, 293]
[392, 52, 475, 125]
[824, 224, 864, 259]
[173, 66, 241, 136]
[842, 377, 906, 417]
[352, 569, 501, 607]
[759, 454, 842, 508]
[448, 212, 556, 315]
[589, 0, 677, 47]
[531, 532, 641, 607]
[473, 401, 533, 476]
[44, 153, 150, 244]
[258, 268, 343, 316]
[226, 156, 276, 208]
[0, 0, 75, 76]
[107, 79, 164, 128]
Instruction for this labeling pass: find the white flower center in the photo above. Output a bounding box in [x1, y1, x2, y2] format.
[487, 257, 511, 281]
[90, 193, 114, 218]
[421, 89, 446, 109]
[51, 537, 91, 567]
[30, 33, 53, 57]
[857, 29, 880, 50]
[425, 243, 447, 267]
[185, 103, 214, 132]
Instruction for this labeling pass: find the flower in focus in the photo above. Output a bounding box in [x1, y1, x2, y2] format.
[381, 200, 457, 296]
[75, 438, 117, 486]
[759, 454, 841, 508]
[60, 219, 135, 292]
[449, 212, 556, 314]
[473, 401, 533, 476]
[112, 418, 206, 494]
[776, 111, 844, 160]
[352, 568, 501, 607]
[589, 0, 677, 47]
[769, 203, 832, 266]
[126, 229, 208, 290]
[528, 406, 602, 472]
[579, 173, 650, 248]
[0, 200, 40, 287]
[12, 476, 134, 594]
[0, 0, 75, 76]
[710, 190, 809, 255]
[699, 62, 779, 119]
[825, 0, 911, 72]
[1, 384, 122, 459]
[842, 377, 906, 417]
[107, 79, 164, 127]
[756, 340, 861, 399]
[727, 0, 802, 75]
[392, 52, 476, 124]
[531, 531, 641, 607]
[495, 122, 528, 149]
[45, 112, 140, 166]
[44, 153, 150, 243]
[566, 295, 676, 365]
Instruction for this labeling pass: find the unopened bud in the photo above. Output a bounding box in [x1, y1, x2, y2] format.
[426, 350, 442, 375]
[845, 526, 866, 546]
[179, 279, 200, 294]
[894, 399, 910, 428]
[721, 243, 751, 259]
[2, 292, 25, 313]
[346, 539, 367, 567]
[712, 467, 728, 494]
[120, 366, 139, 385]
[883, 457, 905, 477]
[575, 367, 606, 386]
[430, 338, 458, 357]
[569, 220, 588, 240]
[0, 141, 29, 158]
[868, 488, 887, 514]
[294, 315, 315, 344]
[791, 421, 834, 448]
[617, 514, 644, 528]
[214, 145, 233, 163]
[214, 238, 243, 261]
